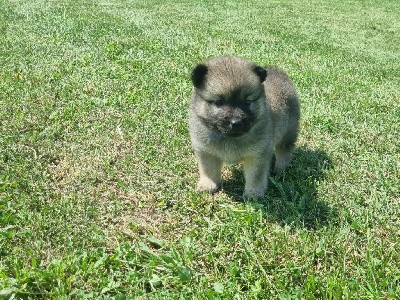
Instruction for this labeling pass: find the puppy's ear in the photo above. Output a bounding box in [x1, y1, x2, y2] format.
[191, 64, 208, 88]
[253, 66, 267, 82]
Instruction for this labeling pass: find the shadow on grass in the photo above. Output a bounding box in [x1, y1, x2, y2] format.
[223, 145, 336, 229]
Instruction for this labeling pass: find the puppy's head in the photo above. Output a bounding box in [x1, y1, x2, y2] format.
[191, 56, 267, 137]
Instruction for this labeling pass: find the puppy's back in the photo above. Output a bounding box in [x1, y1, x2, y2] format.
[263, 67, 300, 144]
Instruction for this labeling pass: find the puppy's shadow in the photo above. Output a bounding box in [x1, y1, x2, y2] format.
[223, 145, 335, 229]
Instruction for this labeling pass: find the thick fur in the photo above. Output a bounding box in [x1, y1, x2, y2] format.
[189, 56, 300, 198]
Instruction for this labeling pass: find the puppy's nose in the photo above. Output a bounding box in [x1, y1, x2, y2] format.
[230, 117, 244, 130]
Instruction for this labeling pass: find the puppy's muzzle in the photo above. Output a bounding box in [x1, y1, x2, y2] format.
[222, 117, 252, 137]
[230, 117, 246, 131]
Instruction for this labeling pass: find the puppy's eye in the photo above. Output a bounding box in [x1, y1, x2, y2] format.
[214, 100, 224, 107]
[245, 98, 256, 105]
[246, 93, 262, 104]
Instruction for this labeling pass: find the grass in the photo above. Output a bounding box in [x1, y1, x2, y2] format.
[0, 0, 399, 298]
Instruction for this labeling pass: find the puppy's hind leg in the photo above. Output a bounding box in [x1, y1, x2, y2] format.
[273, 130, 298, 175]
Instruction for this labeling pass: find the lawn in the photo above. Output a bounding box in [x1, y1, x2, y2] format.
[0, 0, 399, 298]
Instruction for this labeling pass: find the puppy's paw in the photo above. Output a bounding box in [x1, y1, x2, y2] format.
[273, 152, 292, 175]
[243, 188, 265, 199]
[197, 178, 220, 194]
[272, 163, 288, 176]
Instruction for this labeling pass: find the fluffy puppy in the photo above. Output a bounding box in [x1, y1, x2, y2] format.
[189, 56, 300, 198]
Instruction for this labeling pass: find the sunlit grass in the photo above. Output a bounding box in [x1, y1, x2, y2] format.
[0, 0, 399, 298]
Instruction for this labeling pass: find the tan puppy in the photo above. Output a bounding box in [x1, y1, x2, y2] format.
[189, 56, 300, 198]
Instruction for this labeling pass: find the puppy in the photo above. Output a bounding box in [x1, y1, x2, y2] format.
[189, 56, 300, 198]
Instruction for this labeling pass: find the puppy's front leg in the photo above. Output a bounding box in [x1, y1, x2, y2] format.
[195, 151, 223, 193]
[243, 152, 273, 199]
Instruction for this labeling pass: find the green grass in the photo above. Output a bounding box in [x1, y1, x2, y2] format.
[0, 0, 399, 298]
